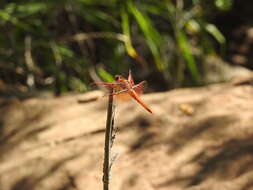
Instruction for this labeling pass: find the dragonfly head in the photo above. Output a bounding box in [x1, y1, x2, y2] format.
[115, 75, 123, 81]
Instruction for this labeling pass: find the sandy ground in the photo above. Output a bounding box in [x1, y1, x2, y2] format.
[0, 76, 253, 190]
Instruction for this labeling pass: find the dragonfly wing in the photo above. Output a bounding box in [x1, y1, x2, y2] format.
[93, 81, 125, 92]
[109, 88, 132, 101]
[128, 70, 135, 86]
[93, 80, 131, 101]
[94, 81, 122, 87]
[132, 81, 146, 96]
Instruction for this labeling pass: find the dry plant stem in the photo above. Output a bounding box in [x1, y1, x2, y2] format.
[103, 91, 115, 190]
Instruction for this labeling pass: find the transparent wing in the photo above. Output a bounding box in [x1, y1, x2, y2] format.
[91, 81, 124, 91]
[91, 79, 147, 102]
[132, 81, 146, 96]
[93, 81, 122, 88]
[128, 70, 135, 86]
[114, 80, 147, 101]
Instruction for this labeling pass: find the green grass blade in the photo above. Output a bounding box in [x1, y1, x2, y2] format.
[127, 1, 164, 70]
[121, 9, 138, 59]
[97, 67, 115, 82]
[205, 24, 225, 44]
[177, 31, 200, 82]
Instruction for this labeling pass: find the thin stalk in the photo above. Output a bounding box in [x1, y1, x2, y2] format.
[103, 90, 115, 190]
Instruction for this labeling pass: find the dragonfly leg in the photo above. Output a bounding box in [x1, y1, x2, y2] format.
[109, 89, 128, 96]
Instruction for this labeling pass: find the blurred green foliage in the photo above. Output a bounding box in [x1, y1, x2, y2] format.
[0, 0, 233, 94]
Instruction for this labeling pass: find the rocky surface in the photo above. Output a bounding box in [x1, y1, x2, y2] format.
[0, 76, 253, 190]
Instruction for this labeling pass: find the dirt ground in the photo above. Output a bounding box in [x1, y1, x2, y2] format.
[0, 75, 253, 190]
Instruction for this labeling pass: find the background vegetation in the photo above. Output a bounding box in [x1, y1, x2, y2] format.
[0, 0, 251, 95]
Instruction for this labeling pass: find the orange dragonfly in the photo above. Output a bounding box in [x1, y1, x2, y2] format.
[95, 70, 153, 114]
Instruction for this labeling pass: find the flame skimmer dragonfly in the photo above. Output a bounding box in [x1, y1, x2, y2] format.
[95, 70, 153, 114]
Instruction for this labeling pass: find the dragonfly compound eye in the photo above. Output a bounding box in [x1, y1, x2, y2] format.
[115, 75, 120, 80]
